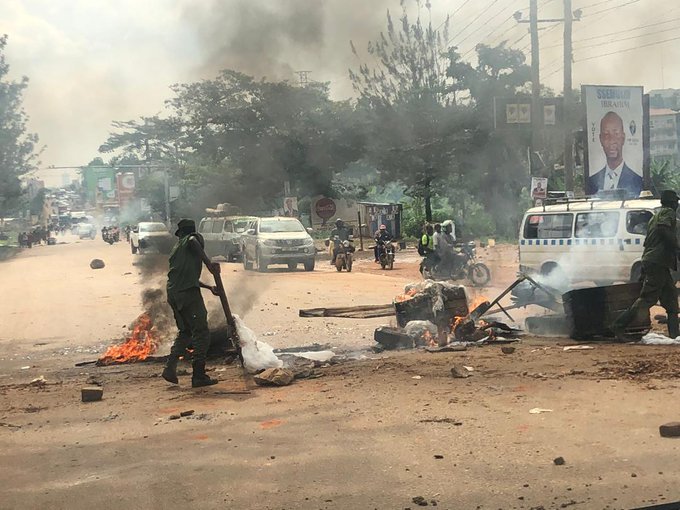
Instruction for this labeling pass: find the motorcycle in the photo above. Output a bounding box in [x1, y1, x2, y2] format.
[332, 236, 354, 272]
[420, 241, 491, 287]
[377, 239, 395, 270]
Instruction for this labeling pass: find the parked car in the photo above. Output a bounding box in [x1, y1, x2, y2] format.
[130, 222, 174, 255]
[77, 223, 97, 240]
[241, 217, 315, 272]
[198, 215, 257, 262]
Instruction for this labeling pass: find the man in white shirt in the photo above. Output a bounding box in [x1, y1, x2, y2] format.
[586, 111, 643, 197]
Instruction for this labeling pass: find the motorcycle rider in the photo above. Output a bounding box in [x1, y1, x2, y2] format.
[330, 218, 352, 264]
[374, 224, 393, 263]
[419, 223, 439, 271]
[434, 220, 459, 275]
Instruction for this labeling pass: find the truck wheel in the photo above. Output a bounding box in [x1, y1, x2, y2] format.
[131, 242, 137, 254]
[243, 252, 253, 270]
[304, 259, 315, 272]
[257, 250, 268, 272]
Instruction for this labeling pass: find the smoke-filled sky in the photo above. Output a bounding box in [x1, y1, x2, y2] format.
[1, 0, 678, 185]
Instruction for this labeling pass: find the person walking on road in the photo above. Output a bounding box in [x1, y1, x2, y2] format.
[162, 218, 221, 388]
[612, 190, 680, 340]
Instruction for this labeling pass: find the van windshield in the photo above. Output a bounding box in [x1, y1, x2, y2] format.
[523, 214, 573, 239]
[259, 219, 305, 233]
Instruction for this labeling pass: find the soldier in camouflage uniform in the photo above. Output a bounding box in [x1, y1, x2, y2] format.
[612, 190, 679, 340]
[162, 219, 221, 388]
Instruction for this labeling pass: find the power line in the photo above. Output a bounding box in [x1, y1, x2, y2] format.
[575, 34, 680, 63]
[576, 24, 680, 50]
[582, 0, 641, 17]
[457, 0, 518, 46]
[541, 17, 680, 49]
[447, 0, 503, 45]
[435, 0, 474, 31]
[576, 0, 619, 10]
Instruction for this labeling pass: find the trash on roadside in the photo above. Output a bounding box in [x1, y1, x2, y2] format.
[450, 364, 471, 379]
[253, 368, 294, 387]
[411, 375, 422, 380]
[659, 422, 680, 438]
[563, 345, 594, 351]
[529, 408, 553, 414]
[641, 333, 680, 345]
[81, 386, 103, 402]
[89, 259, 105, 270]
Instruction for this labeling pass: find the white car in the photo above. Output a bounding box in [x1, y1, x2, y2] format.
[130, 222, 174, 255]
[77, 223, 96, 240]
[242, 217, 315, 272]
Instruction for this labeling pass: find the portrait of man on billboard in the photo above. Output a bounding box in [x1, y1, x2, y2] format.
[586, 111, 643, 197]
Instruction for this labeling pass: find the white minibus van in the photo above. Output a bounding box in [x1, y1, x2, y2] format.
[519, 197, 664, 285]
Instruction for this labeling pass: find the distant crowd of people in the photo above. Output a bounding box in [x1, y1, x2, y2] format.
[18, 227, 51, 248]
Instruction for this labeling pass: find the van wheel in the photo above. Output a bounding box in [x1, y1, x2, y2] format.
[131, 242, 137, 254]
[630, 263, 643, 283]
[541, 263, 566, 285]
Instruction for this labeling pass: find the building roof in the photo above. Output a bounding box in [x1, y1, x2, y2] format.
[650, 108, 678, 116]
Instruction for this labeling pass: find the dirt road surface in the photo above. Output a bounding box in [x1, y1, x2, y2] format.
[2, 237, 680, 510]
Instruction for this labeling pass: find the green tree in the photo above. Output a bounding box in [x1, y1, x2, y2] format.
[0, 35, 40, 218]
[350, 2, 479, 221]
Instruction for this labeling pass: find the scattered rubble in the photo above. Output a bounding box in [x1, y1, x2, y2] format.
[553, 456, 566, 466]
[501, 346, 515, 354]
[81, 386, 103, 402]
[180, 409, 195, 417]
[253, 368, 295, 387]
[89, 259, 105, 269]
[450, 365, 470, 379]
[659, 422, 680, 438]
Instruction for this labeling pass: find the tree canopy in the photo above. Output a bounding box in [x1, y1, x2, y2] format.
[0, 35, 40, 218]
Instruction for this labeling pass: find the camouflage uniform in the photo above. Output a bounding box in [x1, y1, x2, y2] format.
[613, 206, 679, 338]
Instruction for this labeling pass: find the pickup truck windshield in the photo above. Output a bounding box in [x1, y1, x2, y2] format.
[140, 223, 167, 233]
[259, 219, 305, 233]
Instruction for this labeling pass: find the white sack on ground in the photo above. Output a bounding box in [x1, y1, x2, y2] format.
[234, 315, 283, 372]
[641, 333, 680, 345]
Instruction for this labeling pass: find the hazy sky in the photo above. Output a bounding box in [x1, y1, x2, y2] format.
[1, 0, 678, 186]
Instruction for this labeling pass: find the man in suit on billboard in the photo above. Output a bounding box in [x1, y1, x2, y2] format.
[586, 111, 643, 197]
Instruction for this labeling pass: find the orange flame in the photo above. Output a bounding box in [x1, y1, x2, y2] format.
[469, 295, 489, 311]
[421, 329, 438, 347]
[395, 287, 419, 303]
[98, 313, 158, 365]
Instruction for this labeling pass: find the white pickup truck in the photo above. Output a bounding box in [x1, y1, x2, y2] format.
[130, 222, 174, 255]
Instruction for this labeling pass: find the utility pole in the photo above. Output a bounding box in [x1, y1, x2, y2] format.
[517, 3, 581, 184]
[530, 0, 541, 159]
[163, 169, 171, 228]
[563, 0, 574, 192]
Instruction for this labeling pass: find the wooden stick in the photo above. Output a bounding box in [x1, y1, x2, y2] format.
[212, 269, 245, 368]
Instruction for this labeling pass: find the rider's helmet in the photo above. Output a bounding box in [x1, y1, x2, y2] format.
[379, 224, 387, 231]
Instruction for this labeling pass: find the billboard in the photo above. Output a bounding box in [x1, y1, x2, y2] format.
[531, 177, 548, 200]
[583, 85, 644, 197]
[282, 197, 298, 217]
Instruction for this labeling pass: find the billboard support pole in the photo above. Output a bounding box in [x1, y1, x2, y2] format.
[530, 0, 541, 161]
[643, 93, 651, 192]
[563, 0, 574, 192]
[581, 85, 589, 193]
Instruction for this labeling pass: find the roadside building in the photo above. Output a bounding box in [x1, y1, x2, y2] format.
[650, 108, 680, 162]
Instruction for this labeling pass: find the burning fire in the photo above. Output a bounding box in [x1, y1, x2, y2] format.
[420, 329, 438, 347]
[395, 288, 419, 303]
[469, 295, 489, 311]
[98, 313, 159, 365]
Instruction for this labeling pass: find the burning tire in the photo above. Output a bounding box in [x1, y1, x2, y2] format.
[468, 263, 491, 287]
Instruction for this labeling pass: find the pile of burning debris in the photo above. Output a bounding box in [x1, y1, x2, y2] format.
[375, 281, 521, 351]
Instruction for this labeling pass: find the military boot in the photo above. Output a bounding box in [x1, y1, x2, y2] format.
[668, 314, 679, 339]
[161, 356, 179, 384]
[192, 361, 218, 388]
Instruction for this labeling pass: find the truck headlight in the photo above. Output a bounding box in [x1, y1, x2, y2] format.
[262, 239, 277, 247]
[303, 237, 314, 246]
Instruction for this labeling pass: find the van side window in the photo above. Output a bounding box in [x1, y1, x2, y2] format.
[212, 220, 224, 234]
[523, 214, 573, 239]
[200, 220, 213, 233]
[223, 221, 233, 233]
[575, 212, 619, 238]
[627, 210, 653, 235]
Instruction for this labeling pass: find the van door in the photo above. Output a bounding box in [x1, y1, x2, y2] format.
[520, 212, 574, 279]
[571, 211, 622, 283]
[199, 219, 215, 256]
